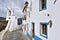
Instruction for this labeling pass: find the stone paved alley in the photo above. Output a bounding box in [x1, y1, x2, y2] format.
[0, 30, 30, 40]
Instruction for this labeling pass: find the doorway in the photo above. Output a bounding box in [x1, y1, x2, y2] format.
[31, 23, 35, 38]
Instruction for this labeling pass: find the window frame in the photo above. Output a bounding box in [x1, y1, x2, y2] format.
[40, 22, 48, 38]
[39, 0, 47, 11]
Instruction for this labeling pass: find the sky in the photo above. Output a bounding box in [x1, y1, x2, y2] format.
[0, 0, 26, 17]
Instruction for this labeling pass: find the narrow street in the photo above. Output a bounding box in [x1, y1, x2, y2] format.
[0, 30, 30, 40]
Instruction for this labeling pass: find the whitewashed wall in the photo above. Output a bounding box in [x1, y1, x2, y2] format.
[47, 0, 60, 40]
[29, 0, 60, 40]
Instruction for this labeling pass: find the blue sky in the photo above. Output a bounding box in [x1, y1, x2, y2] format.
[0, 0, 26, 17]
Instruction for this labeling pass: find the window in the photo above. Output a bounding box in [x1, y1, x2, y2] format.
[41, 24, 46, 35]
[39, 0, 46, 11]
[9, 10, 11, 16]
[40, 22, 48, 38]
[18, 18, 22, 25]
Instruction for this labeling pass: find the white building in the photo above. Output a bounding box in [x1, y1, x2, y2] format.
[26, 0, 60, 40]
[5, 0, 60, 40]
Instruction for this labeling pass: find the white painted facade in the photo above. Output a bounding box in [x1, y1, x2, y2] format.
[27, 0, 60, 40]
[4, 0, 60, 40]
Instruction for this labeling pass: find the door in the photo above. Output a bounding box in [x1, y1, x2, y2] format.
[31, 23, 35, 40]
